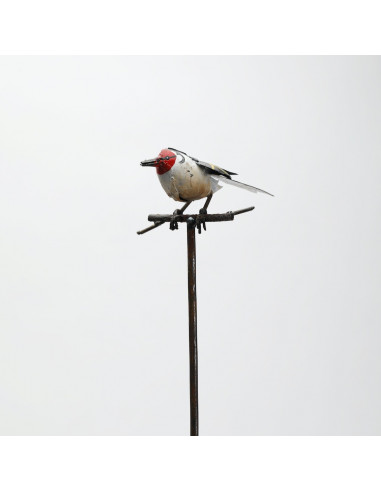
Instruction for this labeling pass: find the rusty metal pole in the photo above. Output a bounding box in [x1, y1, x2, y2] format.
[138, 207, 256, 435]
[187, 217, 198, 436]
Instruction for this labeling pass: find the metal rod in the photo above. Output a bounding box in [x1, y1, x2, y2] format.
[147, 212, 235, 223]
[187, 217, 198, 436]
[233, 206, 255, 216]
[138, 206, 256, 434]
[137, 221, 165, 235]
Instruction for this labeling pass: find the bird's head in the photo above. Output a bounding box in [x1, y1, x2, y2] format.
[140, 148, 177, 175]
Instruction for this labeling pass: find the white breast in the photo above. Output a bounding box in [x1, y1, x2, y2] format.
[158, 155, 213, 202]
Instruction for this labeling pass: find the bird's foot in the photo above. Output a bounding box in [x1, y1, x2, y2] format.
[169, 210, 180, 231]
[196, 215, 207, 234]
[196, 208, 208, 233]
[169, 216, 179, 231]
[169, 219, 179, 231]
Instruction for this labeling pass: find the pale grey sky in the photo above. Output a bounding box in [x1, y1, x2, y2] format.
[0, 56, 380, 435]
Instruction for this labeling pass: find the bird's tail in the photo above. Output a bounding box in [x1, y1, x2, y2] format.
[217, 175, 274, 196]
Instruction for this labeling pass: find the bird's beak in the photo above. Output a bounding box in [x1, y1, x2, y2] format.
[140, 158, 158, 167]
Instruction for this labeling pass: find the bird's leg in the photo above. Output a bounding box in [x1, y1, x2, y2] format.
[173, 200, 192, 216]
[170, 201, 192, 231]
[199, 193, 213, 215]
[197, 193, 213, 233]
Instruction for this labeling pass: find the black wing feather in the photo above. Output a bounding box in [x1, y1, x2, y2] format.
[196, 161, 238, 179]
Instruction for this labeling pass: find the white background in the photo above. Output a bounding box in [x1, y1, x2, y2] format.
[1, 56, 380, 435]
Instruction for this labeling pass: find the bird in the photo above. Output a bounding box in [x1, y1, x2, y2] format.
[141, 147, 273, 215]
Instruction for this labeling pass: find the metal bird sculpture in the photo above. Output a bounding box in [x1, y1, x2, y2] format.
[141, 147, 273, 216]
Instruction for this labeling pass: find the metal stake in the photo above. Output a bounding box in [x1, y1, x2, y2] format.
[187, 217, 198, 436]
[137, 206, 256, 435]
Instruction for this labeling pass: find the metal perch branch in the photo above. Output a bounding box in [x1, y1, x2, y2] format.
[136, 206, 255, 235]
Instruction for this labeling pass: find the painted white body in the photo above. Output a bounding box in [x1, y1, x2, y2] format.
[158, 154, 220, 202]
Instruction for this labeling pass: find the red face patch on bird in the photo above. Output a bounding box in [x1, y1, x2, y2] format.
[156, 149, 176, 175]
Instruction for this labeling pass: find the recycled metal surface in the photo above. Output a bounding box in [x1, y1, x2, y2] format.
[137, 207, 254, 235]
[147, 207, 254, 223]
[187, 218, 198, 436]
[148, 212, 234, 223]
